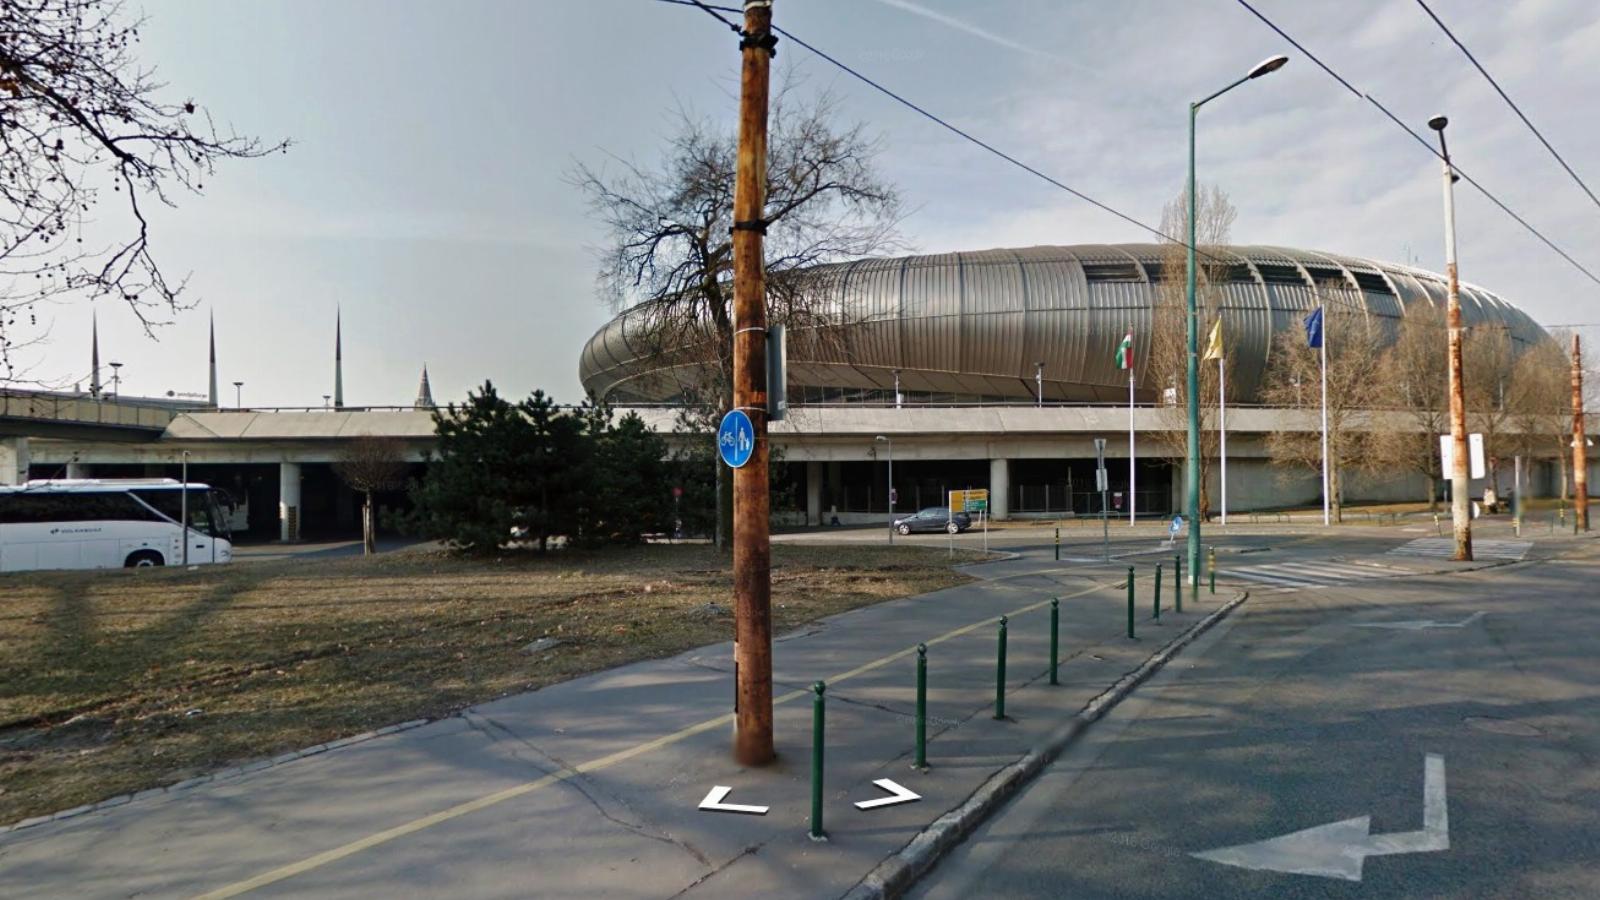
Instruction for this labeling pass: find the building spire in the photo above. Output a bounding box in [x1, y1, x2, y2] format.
[208, 311, 219, 408]
[414, 364, 435, 409]
[90, 311, 101, 398]
[334, 307, 345, 409]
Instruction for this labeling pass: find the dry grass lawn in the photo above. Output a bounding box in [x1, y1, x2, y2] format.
[0, 543, 982, 826]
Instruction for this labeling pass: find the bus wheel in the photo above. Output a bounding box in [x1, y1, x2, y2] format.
[125, 551, 165, 568]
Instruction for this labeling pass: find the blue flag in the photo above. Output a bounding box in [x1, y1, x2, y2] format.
[1303, 306, 1324, 349]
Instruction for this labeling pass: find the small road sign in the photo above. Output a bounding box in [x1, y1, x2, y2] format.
[718, 410, 755, 468]
[1170, 515, 1184, 536]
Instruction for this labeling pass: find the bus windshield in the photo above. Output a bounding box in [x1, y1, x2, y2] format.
[130, 488, 228, 539]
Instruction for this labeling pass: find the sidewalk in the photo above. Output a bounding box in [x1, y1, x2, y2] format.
[0, 555, 1238, 899]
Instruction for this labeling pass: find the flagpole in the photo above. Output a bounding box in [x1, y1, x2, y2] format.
[1320, 311, 1330, 527]
[1129, 366, 1136, 526]
[1219, 355, 1227, 526]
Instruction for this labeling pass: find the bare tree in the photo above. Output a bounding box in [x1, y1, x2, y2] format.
[0, 0, 287, 377]
[1506, 334, 1577, 504]
[334, 435, 411, 555]
[1367, 301, 1448, 509]
[1259, 290, 1386, 522]
[1464, 323, 1516, 508]
[571, 77, 902, 545]
[1148, 184, 1235, 519]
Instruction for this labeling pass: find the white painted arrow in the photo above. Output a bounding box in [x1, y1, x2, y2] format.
[854, 778, 922, 811]
[697, 786, 769, 816]
[1191, 754, 1447, 882]
[1353, 611, 1485, 631]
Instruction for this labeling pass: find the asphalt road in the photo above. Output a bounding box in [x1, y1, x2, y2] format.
[912, 535, 1600, 899]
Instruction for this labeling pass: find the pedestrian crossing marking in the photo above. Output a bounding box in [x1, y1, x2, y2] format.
[1388, 538, 1531, 561]
[1225, 560, 1401, 591]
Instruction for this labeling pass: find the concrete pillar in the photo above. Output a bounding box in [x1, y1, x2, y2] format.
[66, 461, 89, 479]
[805, 460, 823, 526]
[279, 462, 302, 542]
[989, 457, 1010, 521]
[0, 437, 29, 485]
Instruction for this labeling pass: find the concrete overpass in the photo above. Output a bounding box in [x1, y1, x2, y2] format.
[12, 402, 1592, 541]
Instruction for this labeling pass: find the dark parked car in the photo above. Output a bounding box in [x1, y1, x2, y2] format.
[893, 507, 971, 535]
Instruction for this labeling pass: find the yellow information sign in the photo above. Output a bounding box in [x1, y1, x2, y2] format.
[949, 489, 990, 514]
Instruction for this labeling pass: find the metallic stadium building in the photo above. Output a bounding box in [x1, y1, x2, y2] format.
[579, 243, 1546, 405]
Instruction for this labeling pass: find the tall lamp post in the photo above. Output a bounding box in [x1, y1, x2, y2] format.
[1427, 115, 1472, 561]
[109, 361, 123, 398]
[876, 435, 894, 543]
[1186, 54, 1288, 588]
[234, 381, 244, 408]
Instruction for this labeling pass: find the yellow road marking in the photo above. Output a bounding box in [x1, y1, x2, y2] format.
[194, 581, 1110, 898]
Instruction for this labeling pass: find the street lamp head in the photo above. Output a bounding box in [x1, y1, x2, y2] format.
[875, 435, 888, 443]
[1428, 114, 1449, 132]
[1247, 54, 1289, 79]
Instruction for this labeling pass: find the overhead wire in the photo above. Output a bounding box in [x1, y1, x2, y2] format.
[1233, 0, 1600, 289]
[653, 0, 1233, 265]
[1413, 0, 1600, 214]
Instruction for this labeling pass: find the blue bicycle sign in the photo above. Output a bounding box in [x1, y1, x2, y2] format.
[718, 410, 755, 468]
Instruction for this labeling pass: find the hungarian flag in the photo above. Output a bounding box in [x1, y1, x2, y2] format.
[1115, 332, 1134, 370]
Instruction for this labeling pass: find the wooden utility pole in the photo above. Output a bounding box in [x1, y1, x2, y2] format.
[731, 0, 776, 766]
[1574, 334, 1589, 533]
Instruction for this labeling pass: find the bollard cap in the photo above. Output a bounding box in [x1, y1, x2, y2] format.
[999, 615, 1008, 626]
[1051, 596, 1059, 607]
[812, 680, 826, 695]
[916, 642, 927, 656]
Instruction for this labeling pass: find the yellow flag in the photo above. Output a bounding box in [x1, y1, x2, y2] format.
[1202, 319, 1224, 361]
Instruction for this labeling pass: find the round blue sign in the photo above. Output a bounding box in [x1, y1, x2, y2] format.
[718, 410, 756, 469]
[1170, 515, 1184, 534]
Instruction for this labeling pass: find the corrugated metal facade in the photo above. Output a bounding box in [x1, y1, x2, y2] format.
[578, 244, 1548, 404]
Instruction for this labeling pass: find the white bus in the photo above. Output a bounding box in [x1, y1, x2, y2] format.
[0, 479, 234, 572]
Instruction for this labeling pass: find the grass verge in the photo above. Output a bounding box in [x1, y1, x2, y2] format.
[0, 543, 984, 825]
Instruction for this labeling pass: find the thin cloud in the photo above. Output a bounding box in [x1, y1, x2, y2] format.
[868, 0, 1061, 60]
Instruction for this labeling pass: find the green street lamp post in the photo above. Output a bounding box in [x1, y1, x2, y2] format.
[1185, 53, 1288, 588]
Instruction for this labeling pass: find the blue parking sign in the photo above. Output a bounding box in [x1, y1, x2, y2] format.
[718, 410, 755, 468]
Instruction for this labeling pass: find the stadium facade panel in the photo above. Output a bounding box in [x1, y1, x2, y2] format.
[578, 243, 1546, 405]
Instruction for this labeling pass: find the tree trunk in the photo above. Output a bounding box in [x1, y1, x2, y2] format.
[362, 492, 376, 556]
[1331, 466, 1343, 523]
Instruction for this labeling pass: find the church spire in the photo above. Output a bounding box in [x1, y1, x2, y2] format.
[333, 307, 344, 409]
[414, 364, 435, 410]
[208, 311, 219, 408]
[90, 311, 101, 398]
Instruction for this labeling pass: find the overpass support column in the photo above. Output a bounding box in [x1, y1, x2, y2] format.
[0, 437, 28, 485]
[805, 461, 822, 526]
[989, 457, 1010, 522]
[66, 460, 89, 479]
[279, 462, 302, 542]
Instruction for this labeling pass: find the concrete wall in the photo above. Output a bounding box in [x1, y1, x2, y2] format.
[0, 436, 28, 485]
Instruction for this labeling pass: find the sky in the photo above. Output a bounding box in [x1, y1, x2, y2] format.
[10, 0, 1600, 407]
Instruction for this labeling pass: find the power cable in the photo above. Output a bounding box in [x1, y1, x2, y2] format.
[1414, 0, 1600, 214]
[653, 0, 1233, 264]
[1233, 0, 1600, 289]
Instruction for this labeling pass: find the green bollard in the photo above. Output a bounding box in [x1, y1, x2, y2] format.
[994, 616, 1008, 720]
[810, 681, 826, 841]
[1126, 566, 1135, 639]
[1209, 546, 1216, 595]
[1174, 554, 1183, 613]
[914, 644, 928, 769]
[1154, 563, 1162, 620]
[1049, 599, 1060, 685]
[1054, 526, 1060, 561]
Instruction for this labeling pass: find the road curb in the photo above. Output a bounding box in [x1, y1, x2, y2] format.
[841, 590, 1251, 900]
